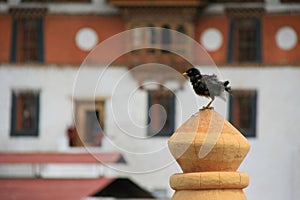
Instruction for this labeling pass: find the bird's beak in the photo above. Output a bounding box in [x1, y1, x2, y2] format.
[182, 72, 187, 76]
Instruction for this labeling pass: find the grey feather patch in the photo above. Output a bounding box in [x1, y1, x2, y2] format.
[202, 74, 226, 101]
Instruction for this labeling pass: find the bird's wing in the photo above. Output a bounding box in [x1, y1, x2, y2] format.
[202, 74, 226, 100]
[202, 74, 219, 84]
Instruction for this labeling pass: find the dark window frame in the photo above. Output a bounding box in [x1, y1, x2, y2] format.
[22, 0, 91, 2]
[10, 91, 40, 137]
[209, 0, 263, 2]
[73, 100, 105, 147]
[229, 89, 257, 138]
[280, 0, 300, 2]
[227, 17, 262, 63]
[147, 90, 175, 137]
[129, 23, 189, 56]
[10, 17, 44, 63]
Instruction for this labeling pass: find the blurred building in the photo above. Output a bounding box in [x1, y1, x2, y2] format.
[0, 0, 300, 200]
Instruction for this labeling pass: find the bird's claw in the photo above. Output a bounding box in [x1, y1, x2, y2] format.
[200, 106, 214, 110]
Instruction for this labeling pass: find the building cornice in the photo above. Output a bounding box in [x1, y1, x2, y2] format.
[108, 0, 206, 7]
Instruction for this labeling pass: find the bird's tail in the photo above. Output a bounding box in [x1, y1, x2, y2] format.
[223, 81, 232, 93]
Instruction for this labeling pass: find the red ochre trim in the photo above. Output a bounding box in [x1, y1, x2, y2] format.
[0, 152, 121, 164]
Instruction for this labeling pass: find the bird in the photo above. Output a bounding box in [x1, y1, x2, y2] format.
[183, 67, 231, 109]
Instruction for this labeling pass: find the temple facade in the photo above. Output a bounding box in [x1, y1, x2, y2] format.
[0, 0, 300, 199]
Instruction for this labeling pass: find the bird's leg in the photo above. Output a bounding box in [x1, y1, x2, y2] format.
[204, 99, 214, 109]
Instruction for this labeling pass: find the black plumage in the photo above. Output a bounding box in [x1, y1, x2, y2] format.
[183, 67, 231, 108]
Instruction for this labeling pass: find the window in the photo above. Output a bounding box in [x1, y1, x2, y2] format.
[22, 0, 90, 2]
[281, 0, 300, 2]
[229, 90, 257, 138]
[226, 7, 263, 63]
[209, 0, 263, 2]
[176, 25, 186, 43]
[129, 23, 190, 56]
[10, 90, 40, 137]
[149, 25, 157, 45]
[148, 90, 175, 137]
[228, 17, 261, 63]
[73, 99, 105, 147]
[10, 8, 45, 63]
[147, 25, 157, 53]
[162, 25, 171, 45]
[161, 25, 171, 53]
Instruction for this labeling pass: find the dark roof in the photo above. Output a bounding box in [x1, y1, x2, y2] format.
[91, 178, 155, 199]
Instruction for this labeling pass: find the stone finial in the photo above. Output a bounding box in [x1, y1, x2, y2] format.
[168, 109, 250, 200]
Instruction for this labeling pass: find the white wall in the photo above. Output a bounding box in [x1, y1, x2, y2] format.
[203, 0, 300, 14]
[0, 0, 118, 14]
[221, 67, 300, 200]
[0, 66, 75, 151]
[1, 65, 300, 199]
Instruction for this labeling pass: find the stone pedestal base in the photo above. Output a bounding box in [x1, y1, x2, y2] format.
[168, 109, 251, 200]
[172, 189, 247, 200]
[170, 172, 249, 200]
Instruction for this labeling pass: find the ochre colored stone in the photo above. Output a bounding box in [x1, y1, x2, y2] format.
[172, 189, 247, 200]
[168, 109, 250, 173]
[168, 109, 251, 200]
[170, 172, 249, 190]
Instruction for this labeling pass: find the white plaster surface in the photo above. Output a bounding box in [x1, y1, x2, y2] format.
[76, 28, 99, 51]
[200, 28, 223, 52]
[276, 26, 298, 50]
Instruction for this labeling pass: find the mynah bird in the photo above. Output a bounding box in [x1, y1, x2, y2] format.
[183, 67, 231, 109]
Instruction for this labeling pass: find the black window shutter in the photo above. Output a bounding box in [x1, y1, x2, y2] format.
[10, 92, 17, 136]
[33, 92, 40, 135]
[10, 18, 18, 63]
[38, 17, 44, 63]
[167, 94, 175, 135]
[227, 17, 235, 63]
[255, 18, 262, 63]
[250, 91, 257, 137]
